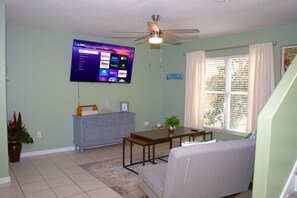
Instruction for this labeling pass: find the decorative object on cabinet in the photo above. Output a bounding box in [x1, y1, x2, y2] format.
[101, 97, 112, 114]
[120, 101, 129, 112]
[76, 104, 98, 116]
[73, 112, 135, 153]
[281, 44, 297, 77]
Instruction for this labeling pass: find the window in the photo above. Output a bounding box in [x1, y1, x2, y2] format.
[204, 55, 249, 133]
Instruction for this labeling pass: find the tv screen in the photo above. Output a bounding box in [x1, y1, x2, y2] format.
[70, 39, 135, 83]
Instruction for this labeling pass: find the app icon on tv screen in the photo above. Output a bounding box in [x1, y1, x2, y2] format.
[99, 69, 109, 77]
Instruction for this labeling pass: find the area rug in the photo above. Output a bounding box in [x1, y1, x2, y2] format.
[80, 157, 146, 198]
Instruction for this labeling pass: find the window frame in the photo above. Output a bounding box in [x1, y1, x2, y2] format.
[203, 54, 249, 134]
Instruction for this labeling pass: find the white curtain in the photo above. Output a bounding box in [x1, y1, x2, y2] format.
[247, 42, 275, 132]
[184, 51, 205, 129]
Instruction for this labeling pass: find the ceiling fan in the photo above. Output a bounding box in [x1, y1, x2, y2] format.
[113, 14, 200, 45]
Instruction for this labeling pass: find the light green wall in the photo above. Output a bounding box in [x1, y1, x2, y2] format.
[6, 25, 164, 152]
[0, 3, 9, 179]
[253, 58, 297, 197]
[162, 22, 297, 123]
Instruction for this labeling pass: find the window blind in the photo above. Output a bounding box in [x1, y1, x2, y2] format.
[204, 55, 249, 133]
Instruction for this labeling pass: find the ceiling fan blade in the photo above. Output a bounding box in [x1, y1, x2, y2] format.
[161, 33, 182, 45]
[162, 29, 200, 34]
[134, 34, 151, 42]
[148, 22, 160, 32]
[178, 34, 200, 40]
[134, 40, 148, 45]
[112, 36, 140, 39]
[112, 31, 148, 34]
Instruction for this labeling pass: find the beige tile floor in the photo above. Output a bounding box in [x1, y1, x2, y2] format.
[0, 143, 148, 198]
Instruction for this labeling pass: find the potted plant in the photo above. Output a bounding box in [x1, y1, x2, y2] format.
[164, 116, 180, 133]
[7, 112, 34, 162]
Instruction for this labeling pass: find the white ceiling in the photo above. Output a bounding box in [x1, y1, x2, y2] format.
[1, 0, 297, 42]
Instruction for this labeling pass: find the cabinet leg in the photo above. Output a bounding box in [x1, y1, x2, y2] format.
[79, 147, 84, 153]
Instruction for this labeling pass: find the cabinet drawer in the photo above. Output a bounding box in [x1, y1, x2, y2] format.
[119, 125, 134, 137]
[84, 127, 100, 142]
[118, 116, 134, 124]
[102, 126, 117, 139]
[84, 119, 100, 126]
[100, 116, 116, 125]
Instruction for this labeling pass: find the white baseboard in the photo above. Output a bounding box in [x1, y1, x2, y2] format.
[21, 146, 75, 157]
[0, 177, 11, 184]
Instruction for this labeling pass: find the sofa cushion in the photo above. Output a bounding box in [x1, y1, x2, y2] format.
[139, 163, 167, 198]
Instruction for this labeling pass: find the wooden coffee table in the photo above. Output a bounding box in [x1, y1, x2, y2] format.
[130, 126, 205, 164]
[122, 127, 210, 174]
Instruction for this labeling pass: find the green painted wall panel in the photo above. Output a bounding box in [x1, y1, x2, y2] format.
[253, 58, 297, 198]
[0, 3, 9, 179]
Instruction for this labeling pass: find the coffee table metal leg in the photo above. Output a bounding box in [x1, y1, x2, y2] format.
[123, 139, 125, 167]
[153, 144, 155, 164]
[148, 145, 150, 161]
[130, 142, 132, 164]
[143, 145, 145, 166]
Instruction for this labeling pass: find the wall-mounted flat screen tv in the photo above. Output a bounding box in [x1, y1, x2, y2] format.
[70, 39, 135, 83]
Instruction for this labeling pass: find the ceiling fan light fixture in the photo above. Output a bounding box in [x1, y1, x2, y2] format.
[149, 35, 163, 44]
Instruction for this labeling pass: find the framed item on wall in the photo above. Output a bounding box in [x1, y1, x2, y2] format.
[281, 44, 297, 77]
[120, 101, 129, 112]
[166, 73, 184, 80]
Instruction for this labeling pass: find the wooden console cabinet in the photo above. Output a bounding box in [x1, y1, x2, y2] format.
[73, 112, 135, 153]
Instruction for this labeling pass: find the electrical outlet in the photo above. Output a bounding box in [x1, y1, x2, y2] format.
[37, 131, 42, 138]
[144, 121, 149, 127]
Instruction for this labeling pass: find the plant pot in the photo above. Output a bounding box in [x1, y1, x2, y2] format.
[168, 126, 176, 133]
[8, 141, 22, 163]
[168, 132, 174, 137]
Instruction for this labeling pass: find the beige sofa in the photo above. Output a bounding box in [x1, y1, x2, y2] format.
[138, 138, 256, 198]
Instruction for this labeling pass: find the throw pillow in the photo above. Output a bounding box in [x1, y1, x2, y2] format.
[245, 130, 257, 139]
[182, 139, 217, 146]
